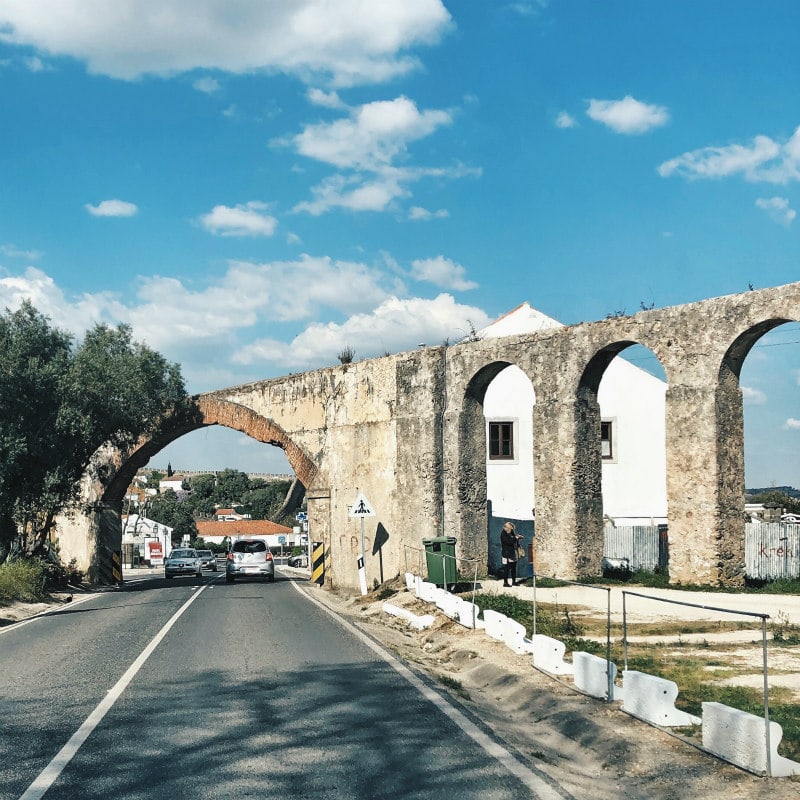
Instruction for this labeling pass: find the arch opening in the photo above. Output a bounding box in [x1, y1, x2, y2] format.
[720, 318, 800, 584]
[577, 341, 669, 576]
[483, 364, 536, 578]
[456, 360, 517, 572]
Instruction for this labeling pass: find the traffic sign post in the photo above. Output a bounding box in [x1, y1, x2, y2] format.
[296, 511, 310, 568]
[349, 492, 375, 595]
[356, 555, 367, 595]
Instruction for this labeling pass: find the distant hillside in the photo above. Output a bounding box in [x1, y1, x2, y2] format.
[746, 486, 800, 499]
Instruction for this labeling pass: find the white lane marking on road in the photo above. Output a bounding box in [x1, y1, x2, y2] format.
[290, 580, 568, 800]
[17, 584, 210, 800]
[0, 594, 100, 637]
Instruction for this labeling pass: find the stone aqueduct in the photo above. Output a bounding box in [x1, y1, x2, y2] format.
[57, 281, 800, 589]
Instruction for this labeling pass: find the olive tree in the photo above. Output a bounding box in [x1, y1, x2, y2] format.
[0, 302, 188, 559]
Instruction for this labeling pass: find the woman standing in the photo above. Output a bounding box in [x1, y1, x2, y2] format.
[500, 521, 523, 587]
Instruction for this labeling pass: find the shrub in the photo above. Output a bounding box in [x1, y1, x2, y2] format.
[0, 558, 48, 604]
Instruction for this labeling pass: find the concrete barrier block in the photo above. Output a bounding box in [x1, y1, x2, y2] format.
[573, 651, 621, 701]
[530, 634, 574, 675]
[622, 670, 700, 727]
[454, 599, 482, 629]
[702, 701, 800, 777]
[483, 609, 509, 642]
[382, 602, 435, 630]
[436, 591, 459, 616]
[502, 618, 535, 655]
[417, 581, 441, 603]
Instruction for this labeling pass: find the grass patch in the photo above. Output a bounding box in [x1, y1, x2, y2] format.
[470, 592, 600, 654]
[471, 588, 800, 761]
[437, 673, 471, 700]
[0, 559, 48, 604]
[771, 612, 800, 645]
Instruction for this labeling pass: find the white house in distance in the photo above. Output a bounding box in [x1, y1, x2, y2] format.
[482, 303, 668, 556]
[159, 474, 187, 495]
[121, 514, 174, 565]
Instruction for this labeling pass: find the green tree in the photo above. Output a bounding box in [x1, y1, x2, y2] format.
[184, 473, 217, 517]
[149, 489, 198, 545]
[241, 480, 292, 519]
[212, 469, 252, 507]
[749, 490, 800, 515]
[0, 302, 188, 559]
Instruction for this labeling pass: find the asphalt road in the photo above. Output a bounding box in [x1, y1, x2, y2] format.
[0, 570, 564, 800]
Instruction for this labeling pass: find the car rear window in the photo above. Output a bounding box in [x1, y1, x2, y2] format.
[232, 540, 266, 553]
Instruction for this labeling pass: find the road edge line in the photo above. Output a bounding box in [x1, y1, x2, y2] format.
[17, 585, 209, 800]
[289, 581, 569, 800]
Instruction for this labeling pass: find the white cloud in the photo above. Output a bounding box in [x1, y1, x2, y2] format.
[285, 93, 474, 216]
[555, 111, 576, 129]
[294, 173, 409, 215]
[785, 418, 800, 430]
[408, 206, 448, 220]
[755, 196, 796, 226]
[24, 55, 50, 72]
[293, 163, 477, 216]
[0, 243, 42, 260]
[85, 199, 138, 217]
[0, 260, 491, 391]
[233, 294, 491, 368]
[658, 125, 800, 184]
[193, 76, 220, 94]
[199, 201, 278, 237]
[0, 266, 123, 335]
[741, 385, 767, 405]
[0, 0, 452, 86]
[411, 256, 477, 290]
[307, 87, 344, 109]
[289, 95, 452, 170]
[586, 95, 669, 134]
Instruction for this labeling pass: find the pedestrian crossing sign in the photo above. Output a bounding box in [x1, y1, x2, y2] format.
[348, 491, 376, 517]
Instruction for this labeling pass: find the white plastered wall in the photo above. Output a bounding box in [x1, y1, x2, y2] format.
[482, 303, 668, 524]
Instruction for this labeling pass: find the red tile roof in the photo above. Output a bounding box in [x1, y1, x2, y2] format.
[196, 519, 293, 537]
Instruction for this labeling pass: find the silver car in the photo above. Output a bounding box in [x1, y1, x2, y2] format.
[197, 549, 218, 571]
[226, 539, 275, 583]
[165, 548, 202, 580]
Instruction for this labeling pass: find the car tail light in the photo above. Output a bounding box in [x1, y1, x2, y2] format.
[266, 551, 273, 561]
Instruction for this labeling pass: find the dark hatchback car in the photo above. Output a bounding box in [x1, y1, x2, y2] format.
[197, 549, 218, 571]
[226, 539, 275, 583]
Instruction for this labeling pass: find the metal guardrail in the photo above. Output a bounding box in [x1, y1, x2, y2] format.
[621, 590, 773, 776]
[532, 573, 614, 703]
[403, 543, 481, 609]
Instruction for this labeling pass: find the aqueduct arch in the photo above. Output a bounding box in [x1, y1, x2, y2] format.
[60, 281, 800, 589]
[57, 397, 320, 581]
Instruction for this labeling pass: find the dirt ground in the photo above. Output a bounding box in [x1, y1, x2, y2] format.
[308, 578, 800, 800]
[3, 579, 800, 799]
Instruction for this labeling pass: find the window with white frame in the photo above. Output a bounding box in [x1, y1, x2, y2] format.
[601, 418, 615, 461]
[488, 419, 515, 461]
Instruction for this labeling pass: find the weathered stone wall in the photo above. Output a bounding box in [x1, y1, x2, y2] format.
[61, 281, 800, 589]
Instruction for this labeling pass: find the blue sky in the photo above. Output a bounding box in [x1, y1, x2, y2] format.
[0, 1, 798, 486]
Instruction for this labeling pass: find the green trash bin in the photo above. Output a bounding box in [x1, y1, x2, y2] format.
[423, 536, 457, 587]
